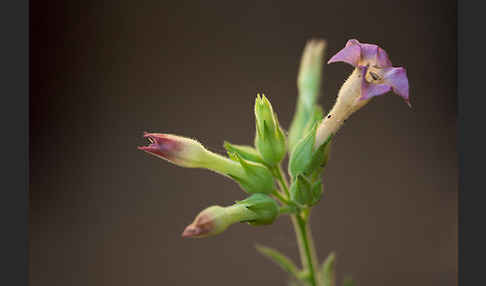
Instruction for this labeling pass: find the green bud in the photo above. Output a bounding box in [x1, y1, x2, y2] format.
[288, 39, 327, 152]
[288, 123, 332, 179]
[254, 94, 286, 166]
[297, 39, 327, 108]
[182, 206, 230, 238]
[235, 193, 279, 225]
[140, 134, 275, 194]
[227, 152, 275, 194]
[223, 141, 265, 164]
[302, 105, 324, 141]
[290, 174, 323, 207]
[182, 194, 279, 238]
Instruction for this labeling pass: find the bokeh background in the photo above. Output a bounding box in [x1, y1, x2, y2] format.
[30, 1, 457, 285]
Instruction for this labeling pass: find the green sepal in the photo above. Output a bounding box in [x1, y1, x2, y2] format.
[290, 174, 323, 207]
[288, 122, 332, 179]
[237, 193, 279, 225]
[320, 252, 336, 286]
[288, 124, 316, 178]
[223, 141, 265, 164]
[307, 135, 332, 179]
[228, 152, 275, 195]
[288, 104, 324, 154]
[255, 244, 301, 280]
[254, 94, 287, 166]
[302, 105, 324, 149]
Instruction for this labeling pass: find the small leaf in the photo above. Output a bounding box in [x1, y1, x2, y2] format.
[342, 276, 355, 286]
[256, 244, 301, 280]
[320, 252, 336, 286]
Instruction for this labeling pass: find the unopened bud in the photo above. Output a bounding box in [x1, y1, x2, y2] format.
[290, 174, 323, 207]
[182, 194, 279, 238]
[254, 94, 286, 166]
[138, 132, 209, 168]
[236, 193, 280, 226]
[297, 39, 327, 109]
[288, 39, 327, 151]
[139, 132, 273, 194]
[288, 124, 332, 179]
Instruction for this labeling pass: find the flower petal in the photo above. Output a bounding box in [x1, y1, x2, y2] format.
[376, 46, 393, 67]
[328, 39, 361, 67]
[359, 66, 392, 100]
[329, 39, 393, 68]
[359, 43, 392, 68]
[382, 67, 410, 105]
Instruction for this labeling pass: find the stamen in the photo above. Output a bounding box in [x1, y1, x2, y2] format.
[370, 71, 380, 81]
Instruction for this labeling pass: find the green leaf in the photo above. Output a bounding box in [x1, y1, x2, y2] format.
[342, 276, 355, 286]
[320, 252, 336, 286]
[255, 244, 301, 280]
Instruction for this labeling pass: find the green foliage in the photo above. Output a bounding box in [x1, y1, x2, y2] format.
[342, 277, 355, 286]
[255, 244, 300, 280]
[320, 252, 336, 286]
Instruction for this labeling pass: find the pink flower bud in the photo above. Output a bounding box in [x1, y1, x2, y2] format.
[138, 132, 208, 168]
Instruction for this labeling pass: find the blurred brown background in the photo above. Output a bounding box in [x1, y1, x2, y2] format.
[30, 1, 457, 285]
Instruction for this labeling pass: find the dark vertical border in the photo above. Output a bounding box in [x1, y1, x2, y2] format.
[458, 0, 485, 285]
[0, 0, 28, 285]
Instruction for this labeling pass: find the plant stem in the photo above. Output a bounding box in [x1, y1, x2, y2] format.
[295, 214, 318, 286]
[272, 190, 290, 205]
[275, 165, 291, 197]
[274, 164, 319, 286]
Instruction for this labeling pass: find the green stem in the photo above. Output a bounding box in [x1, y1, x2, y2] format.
[304, 210, 319, 278]
[272, 190, 290, 205]
[295, 214, 318, 286]
[274, 163, 319, 285]
[275, 165, 291, 197]
[290, 215, 308, 278]
[278, 206, 294, 215]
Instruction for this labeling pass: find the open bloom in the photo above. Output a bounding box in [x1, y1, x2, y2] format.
[314, 39, 410, 148]
[328, 39, 410, 105]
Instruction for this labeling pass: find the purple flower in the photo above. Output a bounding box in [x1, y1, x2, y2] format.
[328, 39, 410, 106]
